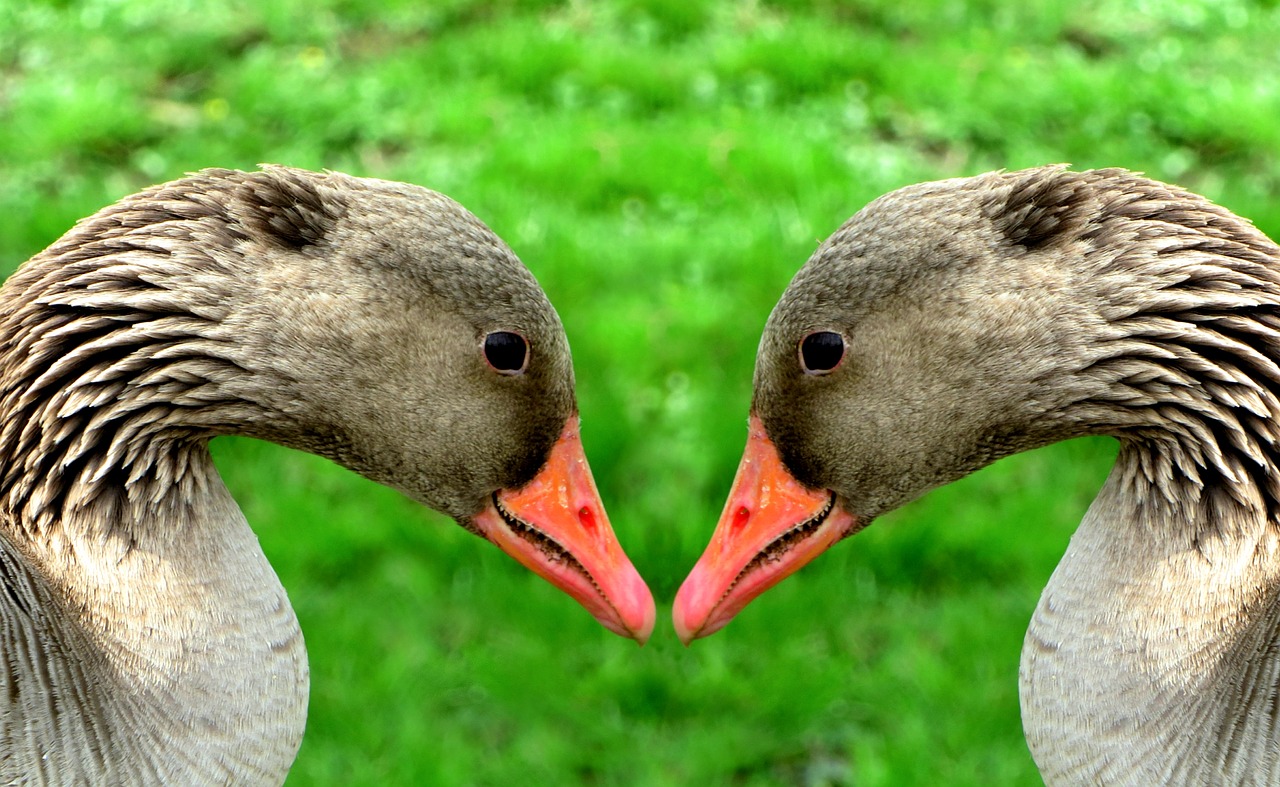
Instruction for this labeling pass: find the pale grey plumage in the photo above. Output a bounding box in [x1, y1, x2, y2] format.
[755, 166, 1280, 784]
[0, 166, 576, 784]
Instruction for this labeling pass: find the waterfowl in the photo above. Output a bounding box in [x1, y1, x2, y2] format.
[0, 166, 654, 785]
[675, 166, 1280, 783]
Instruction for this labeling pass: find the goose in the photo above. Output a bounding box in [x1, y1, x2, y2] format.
[0, 166, 655, 785]
[674, 166, 1280, 784]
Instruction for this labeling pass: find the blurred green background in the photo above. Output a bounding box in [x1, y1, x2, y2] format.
[2, 0, 1279, 784]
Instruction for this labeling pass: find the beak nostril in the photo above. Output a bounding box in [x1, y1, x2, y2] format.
[732, 506, 751, 531]
[578, 505, 596, 532]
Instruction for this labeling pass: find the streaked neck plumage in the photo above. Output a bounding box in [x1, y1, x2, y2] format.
[0, 173, 314, 785]
[1011, 170, 1280, 784]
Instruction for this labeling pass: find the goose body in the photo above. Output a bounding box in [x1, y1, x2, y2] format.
[676, 167, 1280, 783]
[0, 167, 654, 784]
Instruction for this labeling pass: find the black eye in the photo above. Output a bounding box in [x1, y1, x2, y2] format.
[799, 331, 845, 374]
[483, 331, 528, 374]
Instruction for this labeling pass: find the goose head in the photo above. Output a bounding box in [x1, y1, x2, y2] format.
[263, 171, 655, 639]
[674, 165, 1279, 642]
[242, 168, 655, 641]
[10, 166, 655, 641]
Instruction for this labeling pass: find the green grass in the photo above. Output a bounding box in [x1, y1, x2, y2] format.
[2, 0, 1279, 783]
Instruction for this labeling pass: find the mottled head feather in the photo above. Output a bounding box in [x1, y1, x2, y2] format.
[984, 164, 1094, 249]
[236, 166, 346, 249]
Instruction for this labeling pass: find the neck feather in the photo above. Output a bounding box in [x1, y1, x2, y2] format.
[0, 181, 298, 538]
[0, 174, 311, 784]
[1016, 186, 1280, 782]
[0, 457, 308, 785]
[1022, 448, 1280, 783]
[1054, 192, 1280, 533]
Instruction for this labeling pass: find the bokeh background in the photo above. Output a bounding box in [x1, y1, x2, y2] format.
[3, 1, 1279, 784]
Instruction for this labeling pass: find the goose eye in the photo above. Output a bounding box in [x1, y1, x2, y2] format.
[799, 331, 845, 374]
[483, 331, 529, 374]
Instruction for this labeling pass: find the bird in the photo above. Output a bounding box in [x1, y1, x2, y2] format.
[0, 166, 655, 785]
[674, 166, 1280, 784]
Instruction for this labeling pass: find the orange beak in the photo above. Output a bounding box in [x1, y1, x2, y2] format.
[673, 415, 860, 644]
[469, 414, 655, 644]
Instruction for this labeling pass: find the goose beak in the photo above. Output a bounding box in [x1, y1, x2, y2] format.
[673, 415, 859, 644]
[469, 415, 655, 644]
